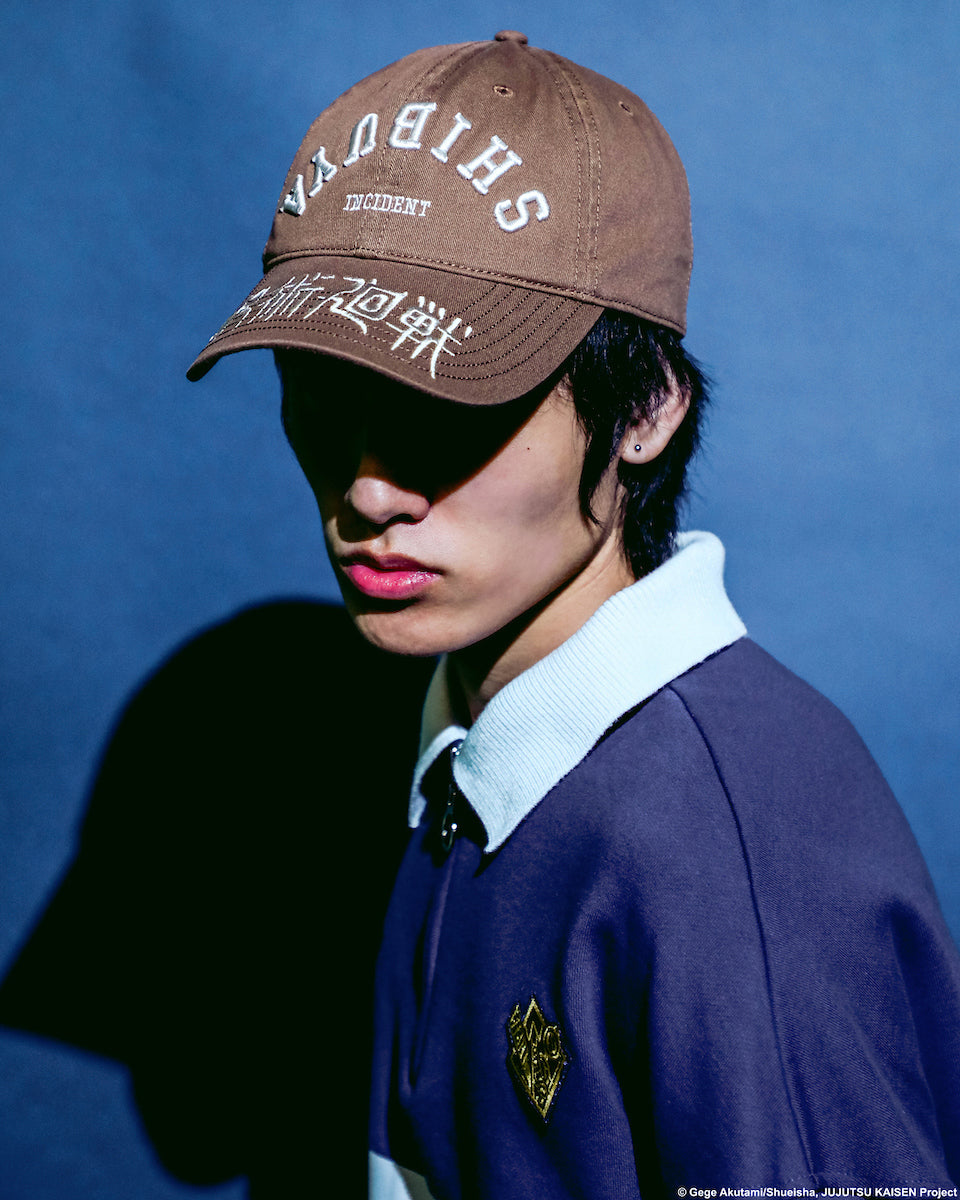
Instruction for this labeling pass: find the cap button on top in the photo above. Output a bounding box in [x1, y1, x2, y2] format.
[494, 30, 528, 44]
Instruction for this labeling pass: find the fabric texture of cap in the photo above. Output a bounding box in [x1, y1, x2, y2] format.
[187, 31, 692, 403]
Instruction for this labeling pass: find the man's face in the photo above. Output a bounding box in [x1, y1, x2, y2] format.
[280, 354, 632, 662]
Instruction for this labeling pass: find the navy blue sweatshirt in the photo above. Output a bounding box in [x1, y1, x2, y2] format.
[370, 537, 960, 1198]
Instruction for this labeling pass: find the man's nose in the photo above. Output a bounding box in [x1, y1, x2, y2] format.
[344, 444, 431, 528]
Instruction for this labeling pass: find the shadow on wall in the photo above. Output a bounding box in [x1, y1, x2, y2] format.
[0, 601, 434, 1199]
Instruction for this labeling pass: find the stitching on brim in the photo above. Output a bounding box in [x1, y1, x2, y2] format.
[202, 298, 598, 382]
[247, 260, 684, 332]
[260, 250, 682, 331]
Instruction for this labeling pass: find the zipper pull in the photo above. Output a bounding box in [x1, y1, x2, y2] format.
[440, 742, 462, 853]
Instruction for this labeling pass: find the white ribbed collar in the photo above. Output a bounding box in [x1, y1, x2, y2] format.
[408, 531, 746, 853]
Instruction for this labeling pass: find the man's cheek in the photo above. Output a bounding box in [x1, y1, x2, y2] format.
[465, 464, 575, 533]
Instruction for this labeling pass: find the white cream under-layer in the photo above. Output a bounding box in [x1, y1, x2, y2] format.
[410, 530, 747, 851]
[369, 1151, 437, 1200]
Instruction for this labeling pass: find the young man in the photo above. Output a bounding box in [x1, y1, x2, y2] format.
[188, 32, 960, 1199]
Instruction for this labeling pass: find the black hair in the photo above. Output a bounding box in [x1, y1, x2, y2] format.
[561, 309, 709, 578]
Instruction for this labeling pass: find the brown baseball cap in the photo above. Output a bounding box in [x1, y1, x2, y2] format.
[187, 31, 692, 404]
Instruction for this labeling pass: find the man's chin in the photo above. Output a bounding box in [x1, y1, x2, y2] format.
[346, 605, 459, 659]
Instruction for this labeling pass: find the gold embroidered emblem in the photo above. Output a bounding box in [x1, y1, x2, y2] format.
[506, 996, 570, 1120]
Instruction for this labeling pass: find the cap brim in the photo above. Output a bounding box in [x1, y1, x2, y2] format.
[186, 255, 603, 404]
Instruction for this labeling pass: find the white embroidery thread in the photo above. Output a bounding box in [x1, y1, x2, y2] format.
[212, 276, 472, 378]
[456, 136, 522, 195]
[342, 193, 431, 216]
[276, 98, 549, 232]
[342, 113, 378, 167]
[281, 175, 307, 216]
[389, 102, 438, 150]
[386, 297, 473, 379]
[494, 190, 551, 232]
[308, 148, 338, 196]
[430, 112, 472, 163]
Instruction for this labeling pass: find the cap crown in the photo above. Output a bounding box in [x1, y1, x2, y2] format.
[265, 33, 691, 333]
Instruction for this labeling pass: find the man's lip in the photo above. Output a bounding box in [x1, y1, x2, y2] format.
[340, 552, 439, 573]
[339, 554, 441, 600]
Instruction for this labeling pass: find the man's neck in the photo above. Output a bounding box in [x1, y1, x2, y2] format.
[449, 544, 635, 724]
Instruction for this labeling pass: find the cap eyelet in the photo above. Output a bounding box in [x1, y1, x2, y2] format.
[618, 100, 634, 114]
[493, 84, 514, 97]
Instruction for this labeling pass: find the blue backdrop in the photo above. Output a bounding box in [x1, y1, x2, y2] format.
[2, 1, 958, 1195]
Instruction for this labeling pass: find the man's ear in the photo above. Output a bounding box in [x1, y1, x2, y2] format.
[619, 379, 690, 465]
